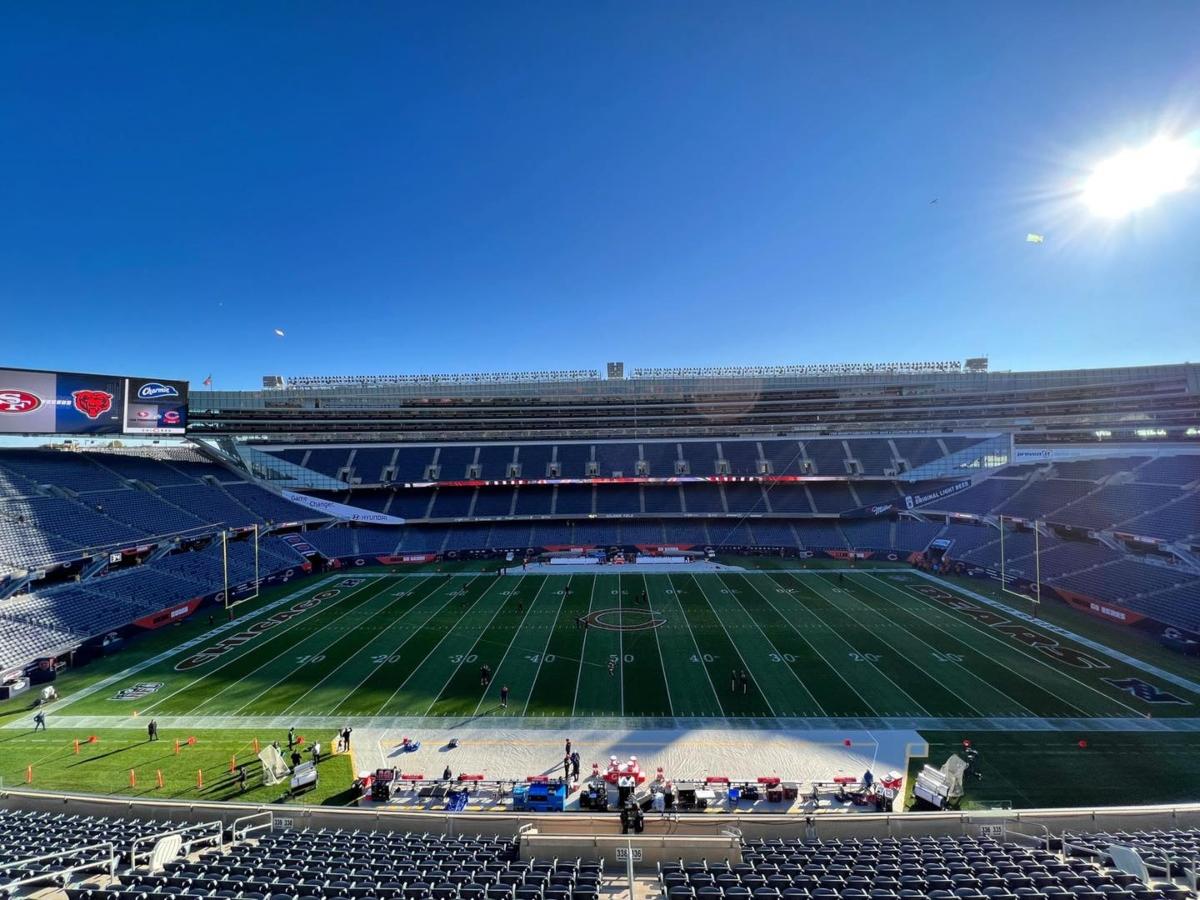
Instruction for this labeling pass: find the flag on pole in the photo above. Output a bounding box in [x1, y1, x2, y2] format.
[202, 375, 212, 387]
[1025, 233, 1045, 243]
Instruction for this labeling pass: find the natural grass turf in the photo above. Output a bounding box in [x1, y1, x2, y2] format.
[27, 569, 1200, 722]
[0, 727, 355, 805]
[908, 730, 1200, 810]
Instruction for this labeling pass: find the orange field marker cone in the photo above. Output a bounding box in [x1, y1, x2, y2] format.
[253, 737, 260, 753]
[156, 770, 164, 789]
[174, 739, 181, 755]
[129, 769, 137, 788]
[196, 769, 203, 789]
[229, 754, 236, 773]
[74, 739, 80, 754]
[25, 765, 32, 784]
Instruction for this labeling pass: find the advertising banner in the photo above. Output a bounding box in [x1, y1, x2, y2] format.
[0, 367, 187, 436]
[280, 490, 407, 524]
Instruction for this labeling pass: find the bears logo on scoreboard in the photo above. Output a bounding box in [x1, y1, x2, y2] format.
[72, 389, 114, 419]
[0, 390, 43, 413]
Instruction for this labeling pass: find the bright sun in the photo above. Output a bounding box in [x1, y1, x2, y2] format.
[1082, 136, 1200, 219]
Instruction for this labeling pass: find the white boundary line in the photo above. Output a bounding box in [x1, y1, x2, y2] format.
[419, 575, 527, 717]
[807, 572, 1012, 718]
[658, 575, 727, 716]
[617, 571, 625, 716]
[328, 575, 485, 718]
[470, 576, 552, 716]
[675, 573, 779, 718]
[694, 573, 819, 716]
[520, 576, 571, 716]
[737, 573, 889, 718]
[779, 571, 948, 717]
[210, 577, 406, 717]
[570, 577, 601, 717]
[54, 574, 348, 711]
[843, 573, 1053, 718]
[867, 572, 1147, 717]
[277, 576, 436, 716]
[369, 576, 511, 717]
[641, 573, 676, 718]
[918, 570, 1200, 695]
[136, 577, 385, 716]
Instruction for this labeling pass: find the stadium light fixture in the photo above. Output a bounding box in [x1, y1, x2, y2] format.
[1082, 136, 1200, 218]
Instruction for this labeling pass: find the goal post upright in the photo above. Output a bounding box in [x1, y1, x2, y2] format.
[222, 525, 262, 615]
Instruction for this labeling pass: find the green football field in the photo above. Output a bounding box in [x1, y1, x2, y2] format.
[40, 568, 1200, 722]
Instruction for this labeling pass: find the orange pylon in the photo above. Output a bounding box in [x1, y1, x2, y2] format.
[196, 769, 203, 789]
[156, 770, 164, 789]
[129, 769, 137, 788]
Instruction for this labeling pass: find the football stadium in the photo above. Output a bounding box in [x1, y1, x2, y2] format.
[4, 3, 1200, 900]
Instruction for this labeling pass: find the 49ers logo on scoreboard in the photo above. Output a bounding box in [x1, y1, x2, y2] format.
[0, 390, 43, 413]
[71, 389, 114, 419]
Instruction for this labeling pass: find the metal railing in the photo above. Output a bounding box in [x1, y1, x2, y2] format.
[230, 811, 274, 843]
[0, 841, 117, 891]
[129, 820, 224, 870]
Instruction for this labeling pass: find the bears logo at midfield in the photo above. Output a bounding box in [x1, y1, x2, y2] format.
[72, 390, 114, 419]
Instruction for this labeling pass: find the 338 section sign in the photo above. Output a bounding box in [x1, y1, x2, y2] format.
[0, 367, 188, 436]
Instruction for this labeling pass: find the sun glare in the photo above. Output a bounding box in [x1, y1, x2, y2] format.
[1081, 136, 1200, 219]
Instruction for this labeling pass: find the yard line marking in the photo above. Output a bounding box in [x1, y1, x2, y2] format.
[137, 577, 385, 716]
[212, 577, 406, 717]
[739, 573, 888, 718]
[521, 576, 571, 716]
[775, 572, 938, 717]
[662, 574, 725, 718]
[918, 570, 1200, 696]
[421, 576, 527, 717]
[676, 573, 778, 718]
[55, 574, 346, 712]
[570, 578, 601, 717]
[276, 575, 439, 716]
[617, 571, 625, 716]
[329, 575, 485, 717]
[840, 573, 1045, 717]
[692, 573, 817, 716]
[805, 573, 995, 718]
[641, 575, 676, 719]
[372, 576, 510, 717]
[470, 577, 552, 717]
[864, 572, 1146, 718]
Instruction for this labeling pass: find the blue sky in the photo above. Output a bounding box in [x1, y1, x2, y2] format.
[1, 2, 1198, 390]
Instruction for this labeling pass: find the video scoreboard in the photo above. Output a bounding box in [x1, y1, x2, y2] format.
[0, 367, 189, 436]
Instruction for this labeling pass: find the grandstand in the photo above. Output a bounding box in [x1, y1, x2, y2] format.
[1, 360, 1200, 845]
